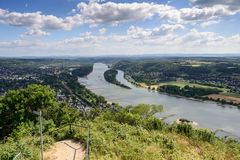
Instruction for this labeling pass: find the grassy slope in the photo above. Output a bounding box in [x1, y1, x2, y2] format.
[87, 118, 239, 160]
[1, 84, 239, 160]
[73, 106, 240, 160]
[1, 111, 239, 160]
[1, 107, 239, 160]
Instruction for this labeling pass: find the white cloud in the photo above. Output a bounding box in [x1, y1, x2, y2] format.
[77, 2, 174, 25]
[24, 28, 50, 36]
[177, 6, 235, 23]
[174, 29, 225, 46]
[77, 1, 239, 25]
[110, 28, 240, 53]
[127, 26, 152, 39]
[200, 20, 220, 27]
[99, 28, 107, 34]
[61, 32, 104, 45]
[0, 28, 239, 56]
[0, 1, 239, 37]
[126, 24, 184, 40]
[0, 39, 43, 48]
[111, 35, 129, 42]
[189, 0, 240, 11]
[152, 24, 184, 35]
[0, 9, 83, 36]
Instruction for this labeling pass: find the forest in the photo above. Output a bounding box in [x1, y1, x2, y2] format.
[104, 69, 131, 89]
[159, 85, 222, 98]
[72, 65, 93, 77]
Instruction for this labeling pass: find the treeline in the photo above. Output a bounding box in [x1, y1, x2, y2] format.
[159, 85, 221, 98]
[104, 69, 131, 89]
[72, 65, 93, 77]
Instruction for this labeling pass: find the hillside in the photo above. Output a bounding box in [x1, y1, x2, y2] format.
[0, 85, 239, 160]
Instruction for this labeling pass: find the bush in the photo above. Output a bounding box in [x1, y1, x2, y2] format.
[174, 124, 215, 143]
[144, 117, 165, 130]
[176, 124, 194, 137]
[194, 129, 215, 143]
[0, 140, 37, 160]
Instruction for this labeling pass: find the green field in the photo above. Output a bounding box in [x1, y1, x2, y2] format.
[158, 81, 229, 93]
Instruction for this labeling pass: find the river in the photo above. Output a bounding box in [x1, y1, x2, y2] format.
[78, 63, 240, 138]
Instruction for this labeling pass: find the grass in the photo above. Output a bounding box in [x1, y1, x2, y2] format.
[2, 105, 240, 160]
[158, 81, 228, 92]
[80, 115, 240, 160]
[0, 135, 54, 160]
[137, 80, 231, 95]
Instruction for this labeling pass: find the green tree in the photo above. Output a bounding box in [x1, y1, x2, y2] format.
[49, 103, 79, 126]
[0, 84, 58, 137]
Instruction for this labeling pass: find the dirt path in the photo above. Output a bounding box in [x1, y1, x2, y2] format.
[44, 139, 85, 160]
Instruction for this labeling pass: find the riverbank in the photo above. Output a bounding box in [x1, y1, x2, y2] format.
[124, 74, 240, 108]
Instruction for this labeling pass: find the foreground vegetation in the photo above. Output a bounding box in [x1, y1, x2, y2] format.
[104, 69, 131, 89]
[0, 85, 239, 159]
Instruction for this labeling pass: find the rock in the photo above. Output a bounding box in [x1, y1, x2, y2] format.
[176, 118, 199, 127]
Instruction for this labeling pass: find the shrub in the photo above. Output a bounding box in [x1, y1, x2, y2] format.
[176, 124, 194, 137]
[144, 117, 165, 130]
[0, 137, 40, 160]
[194, 129, 215, 143]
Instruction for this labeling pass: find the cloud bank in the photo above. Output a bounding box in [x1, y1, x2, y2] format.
[0, 1, 239, 36]
[0, 0, 239, 55]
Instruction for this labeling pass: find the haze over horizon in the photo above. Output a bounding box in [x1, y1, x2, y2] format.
[0, 0, 240, 56]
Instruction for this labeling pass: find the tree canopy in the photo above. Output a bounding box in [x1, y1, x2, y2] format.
[0, 84, 79, 137]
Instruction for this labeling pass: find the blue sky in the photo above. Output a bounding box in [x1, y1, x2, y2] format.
[0, 0, 239, 56]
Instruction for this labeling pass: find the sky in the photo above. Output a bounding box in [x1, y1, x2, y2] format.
[0, 0, 240, 57]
